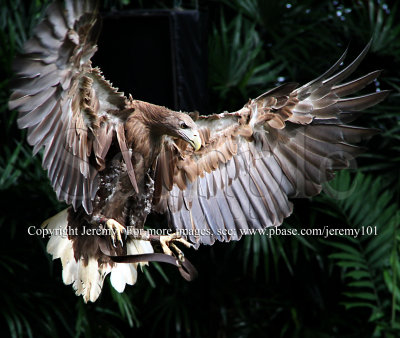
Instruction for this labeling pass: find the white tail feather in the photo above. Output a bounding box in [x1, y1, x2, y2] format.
[109, 239, 153, 293]
[42, 208, 154, 302]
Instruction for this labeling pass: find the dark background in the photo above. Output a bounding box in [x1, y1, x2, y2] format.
[1, 0, 400, 337]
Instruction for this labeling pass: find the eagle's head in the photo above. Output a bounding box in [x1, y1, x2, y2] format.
[132, 101, 202, 151]
[164, 112, 202, 151]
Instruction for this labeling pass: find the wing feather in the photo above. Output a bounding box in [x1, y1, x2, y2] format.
[9, 0, 128, 214]
[153, 43, 386, 245]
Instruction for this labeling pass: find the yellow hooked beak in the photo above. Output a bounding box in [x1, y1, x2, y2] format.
[180, 129, 202, 151]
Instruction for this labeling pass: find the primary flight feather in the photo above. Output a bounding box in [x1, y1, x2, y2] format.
[9, 0, 388, 302]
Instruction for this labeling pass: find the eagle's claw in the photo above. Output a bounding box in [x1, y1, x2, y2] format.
[105, 219, 127, 248]
[159, 233, 193, 263]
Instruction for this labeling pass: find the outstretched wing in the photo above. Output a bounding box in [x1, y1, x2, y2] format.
[154, 43, 388, 247]
[9, 0, 133, 213]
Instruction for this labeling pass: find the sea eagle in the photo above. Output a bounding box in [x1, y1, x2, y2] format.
[9, 0, 388, 302]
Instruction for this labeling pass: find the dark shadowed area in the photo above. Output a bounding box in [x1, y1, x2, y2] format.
[1, 0, 399, 337]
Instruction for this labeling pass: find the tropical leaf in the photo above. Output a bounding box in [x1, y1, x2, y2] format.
[316, 171, 400, 334]
[208, 11, 284, 111]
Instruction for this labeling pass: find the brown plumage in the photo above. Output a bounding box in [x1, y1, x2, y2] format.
[9, 0, 388, 302]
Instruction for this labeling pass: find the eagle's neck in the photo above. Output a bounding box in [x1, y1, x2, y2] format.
[124, 103, 168, 171]
[128, 100, 173, 135]
[125, 119, 163, 164]
[123, 101, 176, 186]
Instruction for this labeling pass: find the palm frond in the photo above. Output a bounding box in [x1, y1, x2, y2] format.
[316, 171, 400, 334]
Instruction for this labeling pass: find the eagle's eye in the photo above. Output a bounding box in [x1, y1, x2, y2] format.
[180, 121, 189, 129]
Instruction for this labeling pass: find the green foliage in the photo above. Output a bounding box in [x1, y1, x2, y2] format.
[208, 12, 284, 111]
[241, 222, 317, 281]
[341, 0, 400, 58]
[316, 171, 400, 335]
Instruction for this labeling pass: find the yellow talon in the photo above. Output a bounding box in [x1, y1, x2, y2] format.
[105, 219, 126, 247]
[159, 233, 193, 262]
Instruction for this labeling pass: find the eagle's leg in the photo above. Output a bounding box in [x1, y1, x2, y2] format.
[105, 219, 127, 247]
[95, 216, 193, 261]
[132, 231, 193, 262]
